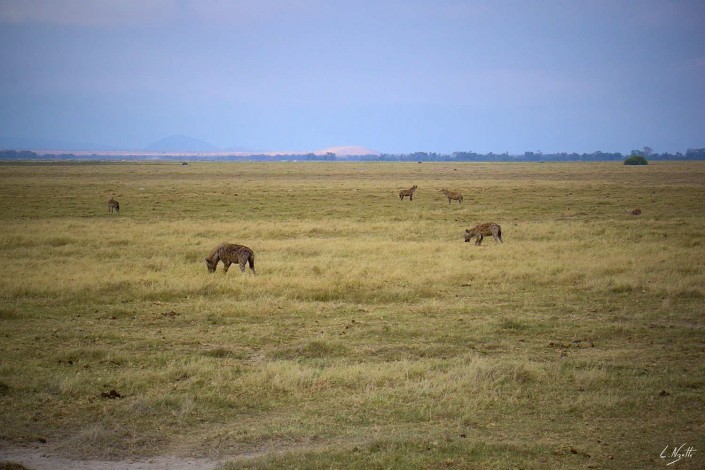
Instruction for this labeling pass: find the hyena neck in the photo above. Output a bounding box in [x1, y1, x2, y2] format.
[207, 247, 222, 264]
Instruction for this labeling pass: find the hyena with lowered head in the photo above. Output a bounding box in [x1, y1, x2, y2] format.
[205, 242, 256, 274]
[440, 188, 463, 204]
[107, 197, 120, 213]
[399, 185, 418, 201]
[464, 223, 502, 245]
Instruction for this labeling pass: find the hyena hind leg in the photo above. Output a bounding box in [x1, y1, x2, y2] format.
[238, 254, 252, 274]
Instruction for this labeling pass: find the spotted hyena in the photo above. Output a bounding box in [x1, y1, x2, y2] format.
[107, 197, 120, 213]
[205, 242, 256, 274]
[399, 185, 418, 201]
[464, 223, 502, 245]
[629, 208, 642, 216]
[440, 188, 463, 204]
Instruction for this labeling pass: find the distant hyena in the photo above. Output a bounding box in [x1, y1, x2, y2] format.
[205, 242, 256, 274]
[440, 188, 463, 204]
[629, 208, 642, 216]
[464, 223, 502, 245]
[399, 185, 418, 201]
[107, 197, 120, 213]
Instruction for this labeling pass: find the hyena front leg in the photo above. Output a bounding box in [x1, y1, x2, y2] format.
[222, 260, 231, 272]
[475, 234, 484, 246]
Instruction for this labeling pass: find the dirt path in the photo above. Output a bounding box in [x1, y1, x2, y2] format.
[0, 444, 219, 470]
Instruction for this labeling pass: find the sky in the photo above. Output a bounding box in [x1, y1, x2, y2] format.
[1, 0, 704, 155]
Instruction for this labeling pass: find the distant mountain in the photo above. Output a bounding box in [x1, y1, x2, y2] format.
[315, 145, 380, 157]
[145, 135, 219, 152]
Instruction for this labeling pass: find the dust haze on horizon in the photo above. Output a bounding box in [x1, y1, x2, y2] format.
[1, 0, 704, 155]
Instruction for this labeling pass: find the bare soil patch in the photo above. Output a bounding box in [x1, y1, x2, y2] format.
[1, 442, 217, 470]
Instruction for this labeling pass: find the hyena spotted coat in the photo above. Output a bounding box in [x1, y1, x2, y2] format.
[440, 188, 463, 204]
[399, 185, 418, 201]
[464, 223, 503, 245]
[107, 197, 120, 213]
[205, 243, 256, 274]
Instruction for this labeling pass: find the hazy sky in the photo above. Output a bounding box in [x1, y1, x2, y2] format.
[1, 0, 704, 154]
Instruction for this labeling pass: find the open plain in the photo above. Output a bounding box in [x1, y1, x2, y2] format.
[0, 161, 703, 469]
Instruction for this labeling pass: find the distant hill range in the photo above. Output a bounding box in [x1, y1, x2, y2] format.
[4, 134, 701, 161]
[144, 135, 258, 153]
[0, 134, 377, 156]
[315, 146, 380, 157]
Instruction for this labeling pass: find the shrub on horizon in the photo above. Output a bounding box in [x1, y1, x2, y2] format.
[624, 155, 648, 165]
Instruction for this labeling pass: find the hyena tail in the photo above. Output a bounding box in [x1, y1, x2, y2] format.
[497, 228, 503, 242]
[248, 252, 256, 274]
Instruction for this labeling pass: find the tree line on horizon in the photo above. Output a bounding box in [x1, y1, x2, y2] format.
[1, 148, 704, 162]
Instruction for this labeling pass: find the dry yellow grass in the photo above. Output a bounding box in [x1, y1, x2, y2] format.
[0, 161, 703, 468]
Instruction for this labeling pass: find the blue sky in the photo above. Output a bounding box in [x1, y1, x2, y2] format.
[1, 0, 704, 154]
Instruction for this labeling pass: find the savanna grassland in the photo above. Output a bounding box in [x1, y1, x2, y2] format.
[0, 161, 704, 469]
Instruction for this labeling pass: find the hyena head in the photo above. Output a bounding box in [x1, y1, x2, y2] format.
[464, 230, 474, 243]
[205, 257, 217, 273]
